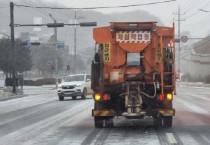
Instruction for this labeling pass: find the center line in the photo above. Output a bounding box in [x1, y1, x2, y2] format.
[166, 133, 177, 144]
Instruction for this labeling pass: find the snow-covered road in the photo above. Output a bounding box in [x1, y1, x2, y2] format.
[0, 83, 210, 145]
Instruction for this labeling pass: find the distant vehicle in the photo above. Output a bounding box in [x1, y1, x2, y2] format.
[57, 74, 92, 101]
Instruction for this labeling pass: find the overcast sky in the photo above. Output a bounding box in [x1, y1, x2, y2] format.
[1, 0, 210, 39]
[45, 0, 210, 38]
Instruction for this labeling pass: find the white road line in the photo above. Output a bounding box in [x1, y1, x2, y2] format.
[166, 133, 177, 144]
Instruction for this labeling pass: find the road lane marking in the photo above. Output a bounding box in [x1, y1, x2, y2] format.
[22, 106, 92, 145]
[0, 101, 93, 145]
[166, 133, 177, 144]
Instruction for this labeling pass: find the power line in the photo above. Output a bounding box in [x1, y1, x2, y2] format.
[182, 1, 209, 19]
[181, 0, 201, 12]
[14, 0, 176, 10]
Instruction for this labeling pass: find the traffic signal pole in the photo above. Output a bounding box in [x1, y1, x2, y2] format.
[74, 11, 77, 74]
[10, 2, 16, 94]
[9, 3, 96, 93]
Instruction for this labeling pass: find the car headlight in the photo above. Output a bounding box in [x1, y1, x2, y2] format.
[76, 84, 81, 87]
[58, 85, 62, 88]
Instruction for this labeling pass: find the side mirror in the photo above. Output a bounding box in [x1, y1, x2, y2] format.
[86, 79, 90, 82]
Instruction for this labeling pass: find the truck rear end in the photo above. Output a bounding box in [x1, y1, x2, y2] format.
[91, 22, 176, 128]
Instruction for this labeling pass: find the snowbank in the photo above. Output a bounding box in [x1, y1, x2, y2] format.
[0, 91, 15, 98]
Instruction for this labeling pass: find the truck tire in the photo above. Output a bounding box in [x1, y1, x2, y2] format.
[59, 96, 64, 101]
[81, 88, 87, 100]
[154, 117, 163, 127]
[163, 116, 172, 128]
[72, 96, 77, 100]
[94, 117, 104, 128]
[105, 117, 114, 128]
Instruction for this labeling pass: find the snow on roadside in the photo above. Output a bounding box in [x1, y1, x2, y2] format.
[0, 90, 15, 98]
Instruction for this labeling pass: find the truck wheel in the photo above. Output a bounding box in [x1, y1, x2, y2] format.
[94, 117, 104, 128]
[163, 116, 172, 128]
[105, 117, 114, 128]
[154, 117, 163, 127]
[81, 88, 87, 100]
[59, 96, 64, 101]
[72, 96, 77, 100]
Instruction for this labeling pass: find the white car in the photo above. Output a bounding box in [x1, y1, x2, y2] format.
[57, 74, 92, 101]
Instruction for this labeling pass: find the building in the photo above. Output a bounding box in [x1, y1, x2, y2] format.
[190, 36, 210, 79]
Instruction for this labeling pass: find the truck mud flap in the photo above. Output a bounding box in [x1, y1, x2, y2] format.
[158, 109, 175, 117]
[92, 109, 116, 117]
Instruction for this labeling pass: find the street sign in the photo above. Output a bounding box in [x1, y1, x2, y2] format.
[181, 36, 188, 43]
[57, 42, 64, 49]
[30, 36, 39, 41]
[22, 40, 31, 48]
[47, 60, 55, 65]
[116, 31, 151, 43]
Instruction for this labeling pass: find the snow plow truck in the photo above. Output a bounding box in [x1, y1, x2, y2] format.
[91, 22, 176, 128]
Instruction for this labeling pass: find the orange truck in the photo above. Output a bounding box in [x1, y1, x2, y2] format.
[91, 22, 176, 128]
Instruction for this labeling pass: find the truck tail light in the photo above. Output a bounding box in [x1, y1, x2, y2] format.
[94, 93, 110, 101]
[94, 93, 101, 101]
[103, 94, 110, 101]
[166, 93, 173, 101]
[159, 94, 164, 101]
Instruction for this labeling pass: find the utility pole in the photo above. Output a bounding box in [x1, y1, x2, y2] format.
[178, 5, 181, 80]
[72, 10, 86, 74]
[74, 11, 77, 74]
[49, 14, 58, 88]
[174, 5, 185, 80]
[10, 2, 16, 93]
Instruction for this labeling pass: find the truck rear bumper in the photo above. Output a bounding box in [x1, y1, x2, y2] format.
[92, 109, 175, 117]
[158, 109, 175, 117]
[92, 109, 116, 117]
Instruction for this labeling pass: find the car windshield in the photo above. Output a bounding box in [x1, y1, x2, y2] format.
[64, 75, 85, 82]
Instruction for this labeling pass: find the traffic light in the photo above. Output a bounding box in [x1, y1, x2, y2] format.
[175, 38, 180, 43]
[80, 22, 97, 27]
[67, 65, 70, 71]
[47, 23, 64, 27]
[51, 64, 55, 70]
[31, 42, 41, 45]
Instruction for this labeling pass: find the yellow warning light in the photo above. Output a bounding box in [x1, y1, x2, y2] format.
[166, 93, 173, 101]
[94, 93, 101, 101]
